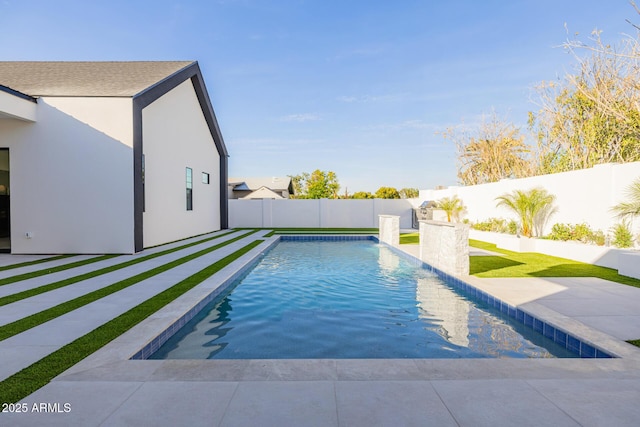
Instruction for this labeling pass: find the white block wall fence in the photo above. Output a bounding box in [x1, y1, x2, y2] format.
[229, 198, 417, 229]
[419, 162, 640, 236]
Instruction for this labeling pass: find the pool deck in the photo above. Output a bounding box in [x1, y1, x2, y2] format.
[1, 232, 640, 426]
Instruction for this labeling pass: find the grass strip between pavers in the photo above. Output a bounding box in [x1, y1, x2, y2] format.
[0, 255, 75, 272]
[0, 230, 238, 307]
[0, 239, 263, 404]
[0, 255, 119, 287]
[0, 230, 258, 342]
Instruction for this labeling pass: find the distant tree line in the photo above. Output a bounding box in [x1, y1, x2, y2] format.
[289, 169, 419, 199]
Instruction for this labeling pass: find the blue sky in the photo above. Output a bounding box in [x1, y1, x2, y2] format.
[1, 1, 636, 193]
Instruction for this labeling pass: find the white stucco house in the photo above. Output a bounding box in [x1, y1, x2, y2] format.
[0, 61, 228, 254]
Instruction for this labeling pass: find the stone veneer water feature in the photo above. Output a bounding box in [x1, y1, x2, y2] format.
[378, 214, 400, 246]
[419, 220, 470, 276]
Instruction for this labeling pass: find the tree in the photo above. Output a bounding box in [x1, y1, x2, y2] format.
[611, 177, 640, 220]
[441, 112, 532, 185]
[375, 187, 400, 199]
[529, 11, 640, 173]
[351, 191, 374, 199]
[399, 188, 419, 199]
[289, 170, 340, 199]
[495, 187, 557, 237]
[435, 196, 465, 222]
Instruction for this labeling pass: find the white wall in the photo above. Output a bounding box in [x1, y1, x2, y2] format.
[0, 90, 37, 121]
[229, 198, 415, 228]
[142, 79, 220, 247]
[0, 97, 135, 253]
[419, 162, 640, 236]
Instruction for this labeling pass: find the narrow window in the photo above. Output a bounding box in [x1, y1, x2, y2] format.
[202, 172, 210, 184]
[142, 154, 145, 212]
[186, 167, 193, 211]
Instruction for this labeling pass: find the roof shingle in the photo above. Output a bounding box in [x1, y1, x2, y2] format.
[0, 61, 195, 97]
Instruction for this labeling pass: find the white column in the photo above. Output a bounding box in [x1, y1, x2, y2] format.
[379, 215, 400, 246]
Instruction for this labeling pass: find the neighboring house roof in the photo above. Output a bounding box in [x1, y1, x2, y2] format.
[0, 61, 194, 97]
[241, 186, 285, 199]
[229, 177, 293, 192]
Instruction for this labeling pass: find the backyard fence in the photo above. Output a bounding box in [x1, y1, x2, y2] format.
[419, 161, 640, 236]
[228, 198, 417, 229]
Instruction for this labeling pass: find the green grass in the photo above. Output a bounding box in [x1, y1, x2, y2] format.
[0, 239, 263, 404]
[0, 231, 237, 307]
[0, 255, 119, 286]
[628, 339, 640, 348]
[0, 254, 75, 272]
[399, 232, 419, 244]
[0, 231, 258, 341]
[468, 239, 640, 288]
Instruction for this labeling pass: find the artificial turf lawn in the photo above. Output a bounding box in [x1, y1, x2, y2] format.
[399, 232, 419, 244]
[0, 230, 257, 342]
[0, 239, 263, 405]
[468, 240, 640, 288]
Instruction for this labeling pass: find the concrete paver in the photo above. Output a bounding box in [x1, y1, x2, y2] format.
[431, 379, 582, 427]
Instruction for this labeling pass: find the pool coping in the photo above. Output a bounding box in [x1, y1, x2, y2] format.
[129, 234, 636, 362]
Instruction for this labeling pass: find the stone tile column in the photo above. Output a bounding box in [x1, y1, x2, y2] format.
[379, 215, 400, 246]
[419, 220, 470, 276]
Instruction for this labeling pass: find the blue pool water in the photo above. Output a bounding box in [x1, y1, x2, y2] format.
[150, 240, 577, 359]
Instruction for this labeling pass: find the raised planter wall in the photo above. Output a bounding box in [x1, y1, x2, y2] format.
[419, 220, 470, 276]
[619, 253, 640, 279]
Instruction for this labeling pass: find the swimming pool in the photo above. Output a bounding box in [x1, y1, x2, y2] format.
[149, 238, 577, 359]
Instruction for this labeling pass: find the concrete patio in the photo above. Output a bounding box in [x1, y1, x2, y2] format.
[1, 234, 640, 426]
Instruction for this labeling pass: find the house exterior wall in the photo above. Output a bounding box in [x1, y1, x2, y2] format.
[0, 90, 36, 121]
[0, 97, 135, 253]
[142, 79, 220, 247]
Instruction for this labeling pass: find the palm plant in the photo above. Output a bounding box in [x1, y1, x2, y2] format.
[495, 187, 557, 237]
[436, 196, 465, 222]
[611, 177, 640, 220]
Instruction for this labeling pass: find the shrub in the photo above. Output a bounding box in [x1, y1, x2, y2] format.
[611, 222, 635, 248]
[471, 217, 519, 235]
[591, 230, 606, 246]
[472, 218, 506, 233]
[548, 223, 573, 241]
[547, 222, 606, 246]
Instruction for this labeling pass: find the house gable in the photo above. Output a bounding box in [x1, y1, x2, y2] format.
[132, 62, 228, 251]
